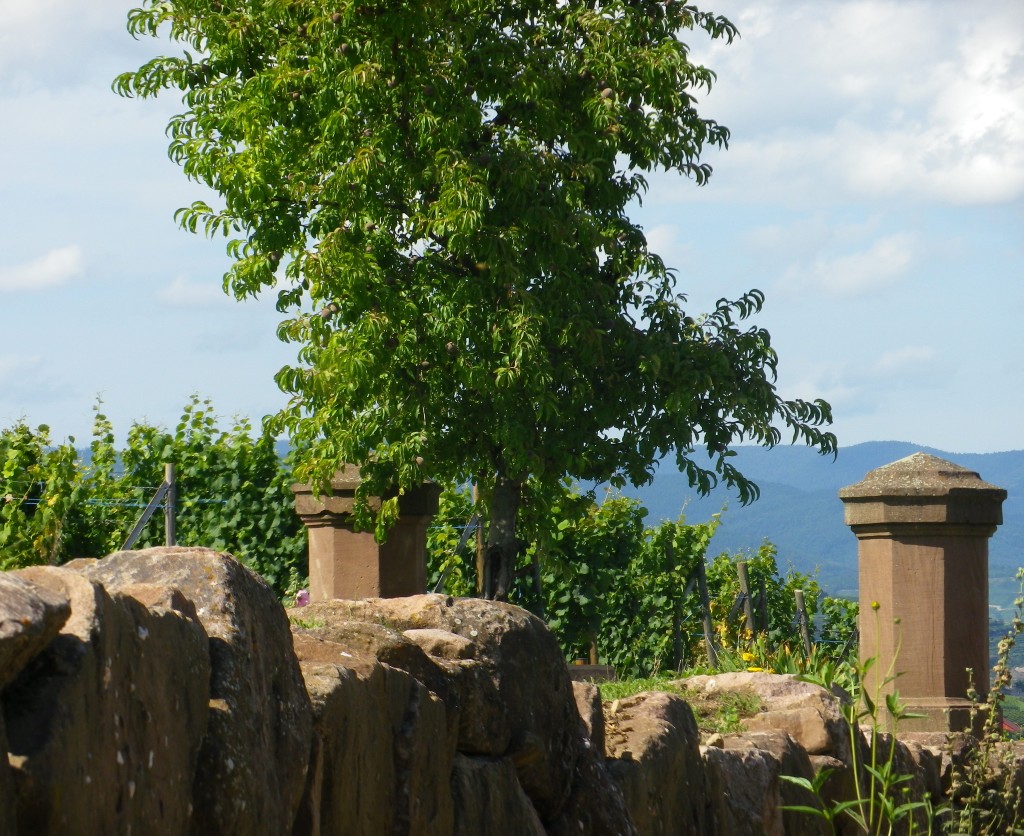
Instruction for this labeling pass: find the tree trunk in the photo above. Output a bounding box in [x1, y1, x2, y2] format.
[484, 473, 522, 601]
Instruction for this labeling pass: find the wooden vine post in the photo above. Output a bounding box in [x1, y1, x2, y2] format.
[696, 559, 719, 668]
[736, 561, 756, 635]
[794, 589, 812, 656]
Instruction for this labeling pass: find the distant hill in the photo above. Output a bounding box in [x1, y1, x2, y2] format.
[610, 442, 1024, 605]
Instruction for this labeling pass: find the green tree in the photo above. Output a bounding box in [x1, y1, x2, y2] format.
[116, 0, 836, 600]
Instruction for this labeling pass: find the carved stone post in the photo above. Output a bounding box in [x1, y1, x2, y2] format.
[839, 453, 1006, 731]
[292, 467, 441, 602]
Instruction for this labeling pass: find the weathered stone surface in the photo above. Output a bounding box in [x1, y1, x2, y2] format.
[899, 734, 944, 803]
[0, 573, 70, 690]
[294, 594, 582, 821]
[681, 671, 851, 760]
[300, 618, 455, 710]
[899, 730, 969, 794]
[7, 560, 1024, 836]
[572, 681, 605, 758]
[6, 565, 209, 835]
[385, 667, 455, 835]
[721, 730, 829, 836]
[604, 690, 708, 835]
[546, 738, 637, 836]
[866, 730, 940, 833]
[403, 626, 477, 660]
[70, 547, 312, 836]
[0, 711, 15, 836]
[807, 754, 866, 836]
[292, 633, 455, 835]
[450, 754, 545, 836]
[117, 582, 201, 623]
[703, 745, 784, 836]
[839, 452, 1006, 524]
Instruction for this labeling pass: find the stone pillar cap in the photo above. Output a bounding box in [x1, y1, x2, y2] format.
[292, 465, 440, 518]
[839, 452, 1006, 528]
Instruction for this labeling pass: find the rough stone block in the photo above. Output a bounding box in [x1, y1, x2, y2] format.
[0, 573, 70, 690]
[681, 671, 851, 760]
[294, 594, 582, 820]
[572, 681, 605, 758]
[6, 566, 209, 835]
[292, 634, 455, 835]
[703, 744, 784, 836]
[722, 730, 829, 835]
[71, 547, 312, 836]
[450, 754, 545, 836]
[604, 690, 708, 835]
[0, 712, 15, 836]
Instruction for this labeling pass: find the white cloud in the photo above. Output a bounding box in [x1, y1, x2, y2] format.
[0, 245, 83, 292]
[786, 342, 940, 419]
[872, 346, 936, 375]
[745, 215, 882, 258]
[0, 354, 70, 418]
[157, 276, 231, 308]
[669, 1, 1024, 207]
[779, 232, 916, 296]
[644, 224, 695, 271]
[0, 354, 41, 381]
[0, 0, 154, 91]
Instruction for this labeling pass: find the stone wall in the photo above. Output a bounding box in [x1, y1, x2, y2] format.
[1, 548, 1019, 834]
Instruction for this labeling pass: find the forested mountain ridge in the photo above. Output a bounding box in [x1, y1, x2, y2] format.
[615, 442, 1024, 602]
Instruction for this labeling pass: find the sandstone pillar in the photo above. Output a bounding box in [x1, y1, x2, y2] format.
[292, 467, 441, 602]
[839, 453, 1006, 731]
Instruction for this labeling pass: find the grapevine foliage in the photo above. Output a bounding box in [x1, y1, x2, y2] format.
[426, 485, 856, 677]
[0, 398, 306, 598]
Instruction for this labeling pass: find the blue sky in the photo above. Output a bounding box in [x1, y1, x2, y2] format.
[1, 1, 1021, 453]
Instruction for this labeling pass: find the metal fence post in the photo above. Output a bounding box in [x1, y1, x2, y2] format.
[164, 463, 176, 547]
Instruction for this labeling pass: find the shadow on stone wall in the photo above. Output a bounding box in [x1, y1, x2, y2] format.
[1, 547, 1020, 835]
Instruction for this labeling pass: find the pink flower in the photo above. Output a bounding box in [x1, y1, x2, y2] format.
[295, 589, 310, 607]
